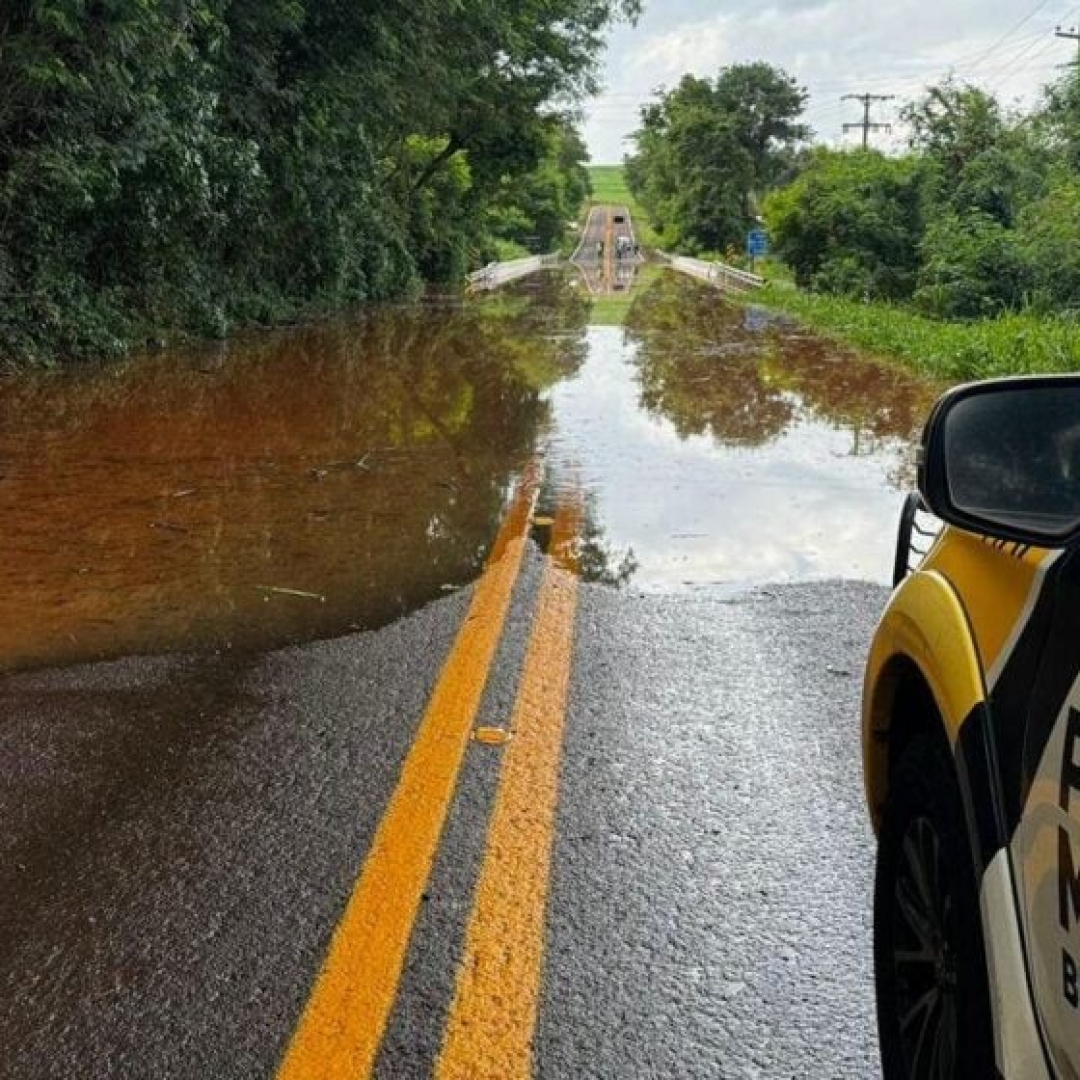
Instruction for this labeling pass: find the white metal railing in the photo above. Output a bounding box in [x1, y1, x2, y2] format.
[466, 253, 560, 291]
[659, 252, 764, 293]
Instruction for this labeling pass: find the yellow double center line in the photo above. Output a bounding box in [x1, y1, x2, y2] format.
[436, 496, 581, 1079]
[276, 468, 582, 1079]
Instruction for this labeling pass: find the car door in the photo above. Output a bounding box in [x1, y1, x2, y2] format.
[1012, 545, 1080, 1075]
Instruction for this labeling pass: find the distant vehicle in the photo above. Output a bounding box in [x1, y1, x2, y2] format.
[863, 374, 1080, 1079]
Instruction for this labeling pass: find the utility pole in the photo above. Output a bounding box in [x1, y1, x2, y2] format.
[842, 93, 895, 149]
[1056, 25, 1080, 65]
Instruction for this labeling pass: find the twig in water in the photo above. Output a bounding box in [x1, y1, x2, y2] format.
[254, 585, 326, 603]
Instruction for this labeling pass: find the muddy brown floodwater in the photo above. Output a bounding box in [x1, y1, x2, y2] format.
[0, 270, 937, 672]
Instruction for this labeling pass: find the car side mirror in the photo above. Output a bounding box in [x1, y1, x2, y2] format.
[919, 375, 1080, 547]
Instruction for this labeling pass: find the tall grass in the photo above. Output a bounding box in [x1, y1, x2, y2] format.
[752, 280, 1080, 382]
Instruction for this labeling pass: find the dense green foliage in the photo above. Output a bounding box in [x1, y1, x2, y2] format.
[764, 75, 1080, 321]
[765, 150, 923, 300]
[624, 63, 808, 255]
[0, 0, 635, 363]
[487, 125, 593, 259]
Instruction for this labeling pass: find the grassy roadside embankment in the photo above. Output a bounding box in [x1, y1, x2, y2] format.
[746, 262, 1080, 383]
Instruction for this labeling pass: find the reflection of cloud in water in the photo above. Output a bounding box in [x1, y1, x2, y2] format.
[546, 327, 919, 590]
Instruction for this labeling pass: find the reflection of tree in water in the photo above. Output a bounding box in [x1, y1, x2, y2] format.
[623, 275, 794, 446]
[757, 336, 938, 452]
[0, 275, 593, 668]
[577, 492, 638, 588]
[623, 273, 937, 479]
[534, 485, 637, 589]
[477, 273, 592, 387]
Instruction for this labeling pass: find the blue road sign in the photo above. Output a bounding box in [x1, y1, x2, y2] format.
[747, 228, 768, 257]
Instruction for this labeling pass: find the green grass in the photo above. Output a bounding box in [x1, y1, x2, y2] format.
[748, 278, 1080, 383]
[585, 165, 661, 248]
[587, 165, 633, 203]
[491, 238, 532, 262]
[586, 294, 634, 326]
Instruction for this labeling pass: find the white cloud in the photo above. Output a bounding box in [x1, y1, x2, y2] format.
[584, 0, 1078, 162]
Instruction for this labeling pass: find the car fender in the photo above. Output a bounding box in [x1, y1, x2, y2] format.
[863, 567, 985, 832]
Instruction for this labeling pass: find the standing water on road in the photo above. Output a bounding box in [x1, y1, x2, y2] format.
[547, 269, 937, 590]
[0, 270, 934, 671]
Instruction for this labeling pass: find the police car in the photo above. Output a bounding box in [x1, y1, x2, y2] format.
[863, 375, 1080, 1079]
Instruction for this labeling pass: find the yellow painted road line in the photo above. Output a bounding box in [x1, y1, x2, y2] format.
[275, 465, 540, 1080]
[435, 494, 582, 1080]
[604, 210, 615, 290]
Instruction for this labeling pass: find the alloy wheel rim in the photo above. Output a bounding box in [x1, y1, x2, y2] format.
[891, 815, 958, 1079]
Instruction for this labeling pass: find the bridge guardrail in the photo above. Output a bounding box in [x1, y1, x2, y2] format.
[466, 253, 560, 292]
[659, 252, 764, 294]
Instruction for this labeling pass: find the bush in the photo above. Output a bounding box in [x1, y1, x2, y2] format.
[763, 149, 924, 301]
[1014, 175, 1080, 312]
[914, 212, 1027, 318]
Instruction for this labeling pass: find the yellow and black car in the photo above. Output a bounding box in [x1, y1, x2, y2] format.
[863, 375, 1080, 1079]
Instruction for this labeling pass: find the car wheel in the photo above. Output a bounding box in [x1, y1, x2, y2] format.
[874, 733, 994, 1079]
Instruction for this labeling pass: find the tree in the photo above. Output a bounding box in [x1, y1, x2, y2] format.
[485, 117, 593, 255]
[712, 62, 810, 188]
[1013, 173, 1080, 311]
[626, 63, 807, 254]
[1040, 70, 1080, 171]
[763, 149, 925, 300]
[0, 0, 638, 361]
[903, 79, 1043, 226]
[914, 211, 1027, 318]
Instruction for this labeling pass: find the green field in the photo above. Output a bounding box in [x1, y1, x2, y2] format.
[587, 165, 633, 203]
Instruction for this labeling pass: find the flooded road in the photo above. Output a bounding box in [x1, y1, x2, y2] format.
[549, 271, 936, 589]
[0, 260, 924, 1078]
[0, 289, 586, 671]
[0, 266, 933, 672]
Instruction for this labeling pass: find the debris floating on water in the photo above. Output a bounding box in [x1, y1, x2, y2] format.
[253, 585, 326, 603]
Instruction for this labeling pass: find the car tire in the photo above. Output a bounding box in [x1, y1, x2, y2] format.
[874, 733, 995, 1079]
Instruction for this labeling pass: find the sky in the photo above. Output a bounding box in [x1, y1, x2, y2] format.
[583, 0, 1080, 162]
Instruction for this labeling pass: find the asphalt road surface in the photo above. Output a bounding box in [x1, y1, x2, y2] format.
[1, 552, 884, 1078]
[572, 204, 642, 294]
[0, 269, 897, 1078]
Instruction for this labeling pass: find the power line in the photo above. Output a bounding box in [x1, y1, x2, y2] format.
[811, 24, 1056, 97]
[988, 35, 1066, 89]
[799, 9, 1063, 96]
[968, 23, 1061, 77]
[965, 0, 1057, 69]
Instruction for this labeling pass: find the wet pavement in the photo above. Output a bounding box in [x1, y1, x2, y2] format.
[571, 205, 643, 295]
[0, 245, 940, 1077]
